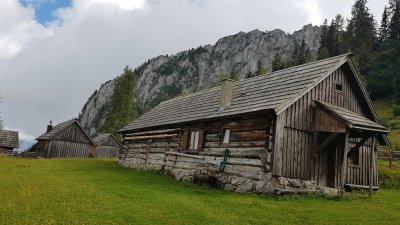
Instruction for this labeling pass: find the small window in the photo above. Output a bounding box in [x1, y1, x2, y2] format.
[335, 83, 343, 92]
[221, 128, 231, 144]
[349, 148, 360, 165]
[189, 131, 200, 150]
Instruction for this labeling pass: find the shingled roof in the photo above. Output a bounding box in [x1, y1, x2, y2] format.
[0, 130, 19, 148]
[315, 100, 388, 133]
[92, 133, 120, 146]
[36, 120, 75, 140]
[120, 54, 354, 133]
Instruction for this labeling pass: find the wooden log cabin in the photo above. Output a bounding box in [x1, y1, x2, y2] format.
[118, 53, 389, 195]
[36, 120, 95, 158]
[0, 130, 19, 154]
[92, 133, 121, 158]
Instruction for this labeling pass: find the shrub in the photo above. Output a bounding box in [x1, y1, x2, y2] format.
[392, 105, 400, 117]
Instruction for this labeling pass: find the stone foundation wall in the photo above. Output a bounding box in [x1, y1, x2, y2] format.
[118, 152, 319, 194]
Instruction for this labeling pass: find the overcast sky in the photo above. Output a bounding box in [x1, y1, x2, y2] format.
[0, 0, 388, 148]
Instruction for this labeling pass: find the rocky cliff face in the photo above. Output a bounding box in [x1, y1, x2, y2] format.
[79, 24, 321, 134]
[79, 80, 115, 136]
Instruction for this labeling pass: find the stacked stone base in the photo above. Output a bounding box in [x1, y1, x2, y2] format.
[118, 159, 323, 195]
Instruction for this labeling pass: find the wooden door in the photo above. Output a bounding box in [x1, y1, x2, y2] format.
[326, 143, 337, 188]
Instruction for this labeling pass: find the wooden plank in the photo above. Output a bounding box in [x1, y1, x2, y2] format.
[124, 129, 180, 137]
[165, 151, 204, 160]
[123, 134, 177, 141]
[369, 136, 375, 196]
[273, 112, 285, 176]
[341, 129, 350, 197]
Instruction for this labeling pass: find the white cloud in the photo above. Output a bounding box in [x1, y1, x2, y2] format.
[297, 0, 322, 26]
[0, 0, 52, 59]
[0, 0, 389, 145]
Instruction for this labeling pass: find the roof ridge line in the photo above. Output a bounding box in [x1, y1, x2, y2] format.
[274, 54, 350, 114]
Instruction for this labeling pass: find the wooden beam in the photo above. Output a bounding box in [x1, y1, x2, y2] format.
[369, 136, 376, 197]
[314, 133, 340, 157]
[348, 136, 370, 154]
[124, 129, 181, 137]
[123, 134, 177, 141]
[345, 184, 378, 191]
[341, 129, 350, 197]
[165, 151, 204, 160]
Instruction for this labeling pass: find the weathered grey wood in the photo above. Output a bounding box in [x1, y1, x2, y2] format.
[125, 128, 180, 137]
[345, 184, 378, 191]
[200, 147, 264, 158]
[350, 136, 370, 154]
[341, 129, 350, 197]
[369, 136, 375, 196]
[166, 151, 204, 160]
[124, 134, 177, 141]
[273, 113, 285, 176]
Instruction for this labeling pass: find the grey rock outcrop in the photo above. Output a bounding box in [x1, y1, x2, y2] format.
[78, 80, 115, 136]
[79, 24, 321, 134]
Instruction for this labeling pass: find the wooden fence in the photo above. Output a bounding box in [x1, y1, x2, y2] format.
[3, 150, 37, 158]
[378, 146, 400, 169]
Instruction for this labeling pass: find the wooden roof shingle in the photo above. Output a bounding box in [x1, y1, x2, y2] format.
[36, 120, 76, 140]
[93, 133, 120, 146]
[119, 54, 351, 133]
[36, 120, 94, 144]
[315, 100, 388, 133]
[0, 130, 19, 148]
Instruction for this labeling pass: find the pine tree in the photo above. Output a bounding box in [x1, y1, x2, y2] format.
[272, 52, 286, 71]
[291, 39, 312, 66]
[229, 65, 239, 80]
[379, 6, 390, 44]
[318, 19, 331, 59]
[389, 0, 400, 40]
[256, 60, 268, 75]
[101, 66, 140, 135]
[346, 0, 376, 74]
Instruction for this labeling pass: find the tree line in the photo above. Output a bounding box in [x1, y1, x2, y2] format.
[318, 0, 400, 102]
[100, 0, 400, 134]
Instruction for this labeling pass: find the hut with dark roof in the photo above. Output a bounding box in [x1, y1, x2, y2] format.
[93, 133, 121, 158]
[36, 120, 95, 158]
[0, 130, 19, 154]
[118, 54, 389, 195]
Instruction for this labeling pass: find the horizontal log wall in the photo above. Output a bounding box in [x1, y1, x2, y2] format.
[120, 114, 274, 182]
[275, 65, 379, 188]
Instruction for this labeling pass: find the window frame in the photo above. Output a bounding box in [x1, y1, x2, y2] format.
[348, 148, 360, 167]
[334, 82, 344, 94]
[220, 127, 231, 146]
[183, 128, 204, 154]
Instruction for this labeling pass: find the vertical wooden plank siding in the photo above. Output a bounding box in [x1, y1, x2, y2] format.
[44, 123, 94, 158]
[279, 66, 379, 188]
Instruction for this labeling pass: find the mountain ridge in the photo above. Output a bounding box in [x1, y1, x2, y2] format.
[79, 24, 322, 136]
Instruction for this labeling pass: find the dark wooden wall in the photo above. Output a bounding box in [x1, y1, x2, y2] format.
[274, 64, 379, 187]
[42, 123, 93, 158]
[121, 113, 274, 181]
[96, 136, 121, 158]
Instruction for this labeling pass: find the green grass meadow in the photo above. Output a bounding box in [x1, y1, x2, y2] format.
[0, 157, 399, 225]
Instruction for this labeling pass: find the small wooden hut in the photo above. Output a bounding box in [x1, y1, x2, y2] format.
[118, 53, 389, 195]
[36, 120, 95, 158]
[0, 130, 19, 154]
[92, 133, 121, 158]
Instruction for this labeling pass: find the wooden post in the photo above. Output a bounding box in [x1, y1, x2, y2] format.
[369, 136, 376, 197]
[341, 129, 350, 197]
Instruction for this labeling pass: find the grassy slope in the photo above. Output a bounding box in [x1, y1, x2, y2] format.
[373, 99, 400, 146]
[0, 157, 399, 225]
